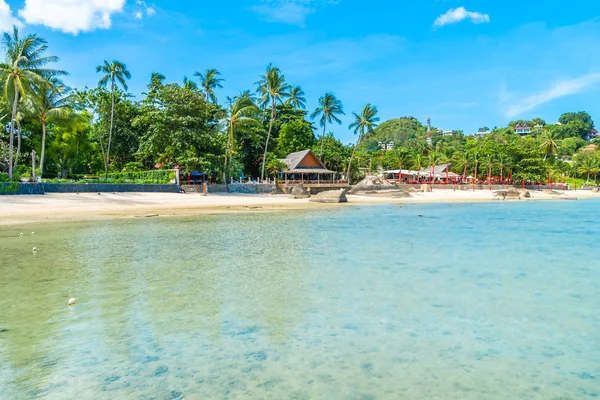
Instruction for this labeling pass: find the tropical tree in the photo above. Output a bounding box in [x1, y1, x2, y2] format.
[224, 95, 260, 182]
[311, 93, 344, 158]
[256, 64, 289, 181]
[96, 60, 131, 179]
[471, 151, 481, 181]
[496, 153, 512, 183]
[427, 151, 445, 182]
[539, 129, 561, 160]
[0, 26, 65, 179]
[347, 104, 379, 183]
[412, 153, 426, 183]
[32, 78, 73, 178]
[576, 154, 595, 182]
[286, 86, 306, 110]
[183, 76, 198, 91]
[194, 68, 223, 104]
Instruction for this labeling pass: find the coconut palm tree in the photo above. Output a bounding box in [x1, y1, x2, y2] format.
[256, 64, 289, 181]
[412, 153, 426, 183]
[427, 151, 445, 183]
[496, 153, 512, 184]
[0, 26, 65, 179]
[577, 155, 595, 183]
[194, 68, 224, 104]
[96, 60, 131, 180]
[471, 151, 481, 182]
[183, 76, 198, 91]
[286, 85, 306, 109]
[31, 78, 73, 179]
[224, 95, 260, 182]
[394, 148, 412, 180]
[347, 104, 379, 183]
[539, 129, 561, 160]
[311, 93, 345, 158]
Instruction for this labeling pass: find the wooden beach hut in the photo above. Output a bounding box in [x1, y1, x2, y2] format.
[279, 149, 348, 193]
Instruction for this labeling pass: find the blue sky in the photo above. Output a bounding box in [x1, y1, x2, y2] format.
[2, 0, 600, 143]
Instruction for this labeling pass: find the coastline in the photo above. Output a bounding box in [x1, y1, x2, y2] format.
[1, 190, 598, 227]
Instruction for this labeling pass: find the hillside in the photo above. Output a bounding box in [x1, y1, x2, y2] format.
[359, 117, 428, 151]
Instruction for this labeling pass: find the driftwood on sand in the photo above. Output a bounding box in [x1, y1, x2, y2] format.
[290, 184, 311, 199]
[348, 176, 412, 198]
[309, 189, 348, 203]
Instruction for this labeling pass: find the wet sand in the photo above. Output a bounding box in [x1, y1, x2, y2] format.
[0, 190, 597, 226]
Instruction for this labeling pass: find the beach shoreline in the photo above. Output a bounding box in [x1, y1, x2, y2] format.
[1, 190, 598, 227]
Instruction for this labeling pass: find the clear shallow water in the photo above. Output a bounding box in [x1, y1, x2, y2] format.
[0, 201, 599, 399]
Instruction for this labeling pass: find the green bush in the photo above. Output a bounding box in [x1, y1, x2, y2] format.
[107, 170, 176, 184]
[0, 173, 9, 182]
[0, 182, 18, 193]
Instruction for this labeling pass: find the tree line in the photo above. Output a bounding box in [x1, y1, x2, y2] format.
[1, 26, 599, 185]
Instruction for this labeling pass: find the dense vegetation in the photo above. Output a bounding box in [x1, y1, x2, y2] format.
[1, 27, 599, 185]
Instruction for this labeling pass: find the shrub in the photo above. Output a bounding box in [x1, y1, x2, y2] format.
[0, 182, 18, 193]
[107, 170, 176, 184]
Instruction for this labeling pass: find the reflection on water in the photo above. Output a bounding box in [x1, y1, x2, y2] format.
[1, 201, 599, 399]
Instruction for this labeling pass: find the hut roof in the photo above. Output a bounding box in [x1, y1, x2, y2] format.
[280, 149, 335, 173]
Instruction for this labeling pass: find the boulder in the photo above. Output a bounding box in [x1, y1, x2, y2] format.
[543, 189, 564, 196]
[353, 189, 412, 198]
[309, 189, 348, 203]
[290, 184, 311, 199]
[348, 176, 395, 194]
[348, 176, 412, 197]
[493, 190, 507, 200]
[592, 187, 599, 193]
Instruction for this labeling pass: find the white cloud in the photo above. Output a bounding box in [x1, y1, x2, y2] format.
[251, 0, 337, 26]
[504, 72, 600, 117]
[0, 0, 22, 32]
[134, 0, 156, 19]
[18, 0, 125, 34]
[434, 7, 490, 27]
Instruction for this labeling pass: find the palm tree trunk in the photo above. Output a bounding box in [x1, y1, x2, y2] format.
[8, 89, 19, 180]
[105, 83, 115, 180]
[347, 137, 360, 184]
[260, 102, 275, 181]
[224, 122, 234, 183]
[398, 162, 402, 182]
[474, 162, 479, 181]
[14, 120, 21, 172]
[40, 120, 47, 179]
[462, 163, 467, 182]
[319, 121, 327, 159]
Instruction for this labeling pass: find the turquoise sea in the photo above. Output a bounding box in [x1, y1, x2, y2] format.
[0, 200, 599, 399]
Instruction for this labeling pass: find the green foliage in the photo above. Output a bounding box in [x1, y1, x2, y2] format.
[107, 170, 176, 184]
[559, 137, 587, 157]
[0, 182, 18, 193]
[275, 119, 315, 158]
[313, 134, 351, 172]
[360, 117, 426, 150]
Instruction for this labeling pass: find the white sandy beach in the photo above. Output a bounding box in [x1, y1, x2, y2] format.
[0, 189, 598, 226]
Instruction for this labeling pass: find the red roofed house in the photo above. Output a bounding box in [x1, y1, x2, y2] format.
[514, 123, 532, 135]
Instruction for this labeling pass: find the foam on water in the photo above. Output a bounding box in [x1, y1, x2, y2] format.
[0, 200, 599, 399]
